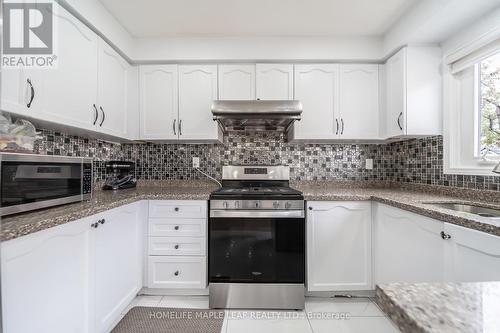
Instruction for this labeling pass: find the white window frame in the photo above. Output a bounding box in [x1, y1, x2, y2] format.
[443, 37, 500, 176]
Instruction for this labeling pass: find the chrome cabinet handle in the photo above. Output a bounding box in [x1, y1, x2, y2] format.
[178, 119, 182, 136]
[174, 270, 180, 276]
[174, 245, 179, 249]
[341, 118, 344, 135]
[93, 104, 98, 125]
[173, 119, 176, 135]
[441, 231, 451, 240]
[335, 119, 339, 135]
[397, 112, 403, 131]
[99, 106, 105, 126]
[27, 78, 35, 108]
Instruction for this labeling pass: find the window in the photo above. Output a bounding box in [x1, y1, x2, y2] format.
[478, 52, 500, 159]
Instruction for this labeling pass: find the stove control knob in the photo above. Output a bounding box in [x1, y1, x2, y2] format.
[223, 201, 229, 209]
[273, 201, 280, 209]
[235, 201, 240, 209]
[285, 202, 292, 209]
[254, 201, 260, 209]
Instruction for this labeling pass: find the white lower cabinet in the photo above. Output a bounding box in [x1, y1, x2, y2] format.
[93, 203, 142, 333]
[444, 223, 500, 282]
[147, 200, 208, 290]
[147, 256, 207, 289]
[149, 236, 206, 256]
[373, 203, 445, 284]
[373, 203, 500, 285]
[307, 201, 372, 291]
[1, 217, 93, 333]
[1, 203, 143, 333]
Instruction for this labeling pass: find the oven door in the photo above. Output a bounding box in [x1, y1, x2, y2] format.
[209, 210, 305, 284]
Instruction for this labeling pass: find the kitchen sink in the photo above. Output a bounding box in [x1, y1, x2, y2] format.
[424, 202, 500, 218]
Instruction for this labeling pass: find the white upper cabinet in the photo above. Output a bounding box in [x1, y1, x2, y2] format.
[339, 64, 380, 140]
[178, 65, 220, 141]
[1, 68, 41, 117]
[218, 64, 255, 100]
[383, 47, 442, 138]
[256, 64, 294, 100]
[385, 48, 406, 137]
[36, 4, 99, 130]
[96, 39, 129, 137]
[373, 203, 445, 284]
[307, 201, 372, 291]
[139, 65, 179, 140]
[292, 64, 339, 140]
[444, 223, 500, 282]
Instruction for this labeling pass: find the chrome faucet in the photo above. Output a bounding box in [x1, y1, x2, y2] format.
[493, 161, 500, 174]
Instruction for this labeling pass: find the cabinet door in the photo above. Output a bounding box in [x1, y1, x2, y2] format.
[97, 39, 128, 137]
[178, 65, 219, 140]
[93, 204, 141, 333]
[445, 223, 500, 282]
[307, 201, 372, 291]
[385, 48, 406, 137]
[139, 65, 178, 139]
[256, 64, 294, 100]
[339, 64, 379, 139]
[0, 68, 39, 116]
[293, 64, 339, 140]
[1, 218, 92, 333]
[147, 256, 207, 289]
[38, 4, 98, 130]
[218, 64, 255, 100]
[373, 204, 445, 284]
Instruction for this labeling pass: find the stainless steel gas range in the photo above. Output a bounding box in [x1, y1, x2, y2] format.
[208, 166, 305, 310]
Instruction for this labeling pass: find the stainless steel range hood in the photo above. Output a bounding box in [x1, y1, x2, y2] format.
[212, 100, 302, 133]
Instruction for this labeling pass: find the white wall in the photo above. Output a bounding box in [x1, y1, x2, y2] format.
[58, 0, 135, 59]
[383, 0, 500, 56]
[442, 6, 500, 58]
[57, 0, 500, 63]
[131, 36, 383, 62]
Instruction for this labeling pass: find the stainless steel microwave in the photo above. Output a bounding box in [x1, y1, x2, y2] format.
[0, 153, 92, 216]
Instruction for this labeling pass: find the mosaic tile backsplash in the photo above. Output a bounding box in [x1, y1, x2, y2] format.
[33, 129, 500, 191]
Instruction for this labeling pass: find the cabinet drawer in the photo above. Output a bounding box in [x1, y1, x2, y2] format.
[149, 200, 207, 218]
[147, 256, 207, 289]
[149, 218, 206, 237]
[149, 237, 206, 256]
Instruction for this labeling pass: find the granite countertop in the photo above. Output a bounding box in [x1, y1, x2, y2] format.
[375, 282, 500, 333]
[1, 180, 219, 242]
[295, 182, 500, 237]
[2, 180, 500, 242]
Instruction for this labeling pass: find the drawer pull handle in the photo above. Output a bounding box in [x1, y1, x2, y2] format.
[174, 245, 179, 249]
[174, 270, 180, 276]
[174, 226, 179, 230]
[174, 207, 179, 212]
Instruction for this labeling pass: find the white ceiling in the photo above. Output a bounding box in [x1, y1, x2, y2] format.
[99, 0, 417, 38]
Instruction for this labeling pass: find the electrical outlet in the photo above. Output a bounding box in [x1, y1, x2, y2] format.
[192, 157, 200, 168]
[365, 158, 373, 170]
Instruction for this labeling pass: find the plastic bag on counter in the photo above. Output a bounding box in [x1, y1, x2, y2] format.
[0, 111, 42, 152]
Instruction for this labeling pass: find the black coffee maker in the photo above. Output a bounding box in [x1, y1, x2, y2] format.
[102, 161, 137, 190]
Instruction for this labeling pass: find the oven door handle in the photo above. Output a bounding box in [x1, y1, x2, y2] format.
[210, 210, 305, 218]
